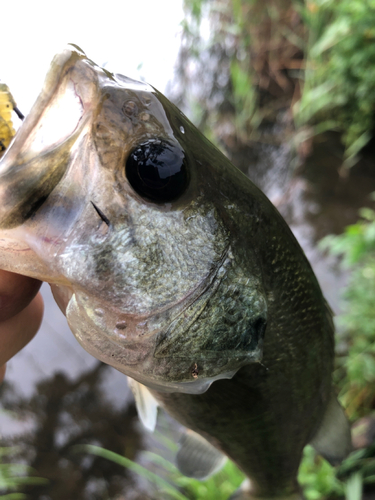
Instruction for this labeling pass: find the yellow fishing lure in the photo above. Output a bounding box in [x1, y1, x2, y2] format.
[0, 83, 23, 158]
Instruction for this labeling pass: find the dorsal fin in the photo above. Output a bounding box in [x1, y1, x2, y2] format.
[310, 390, 352, 465]
[128, 378, 159, 432]
[176, 429, 227, 480]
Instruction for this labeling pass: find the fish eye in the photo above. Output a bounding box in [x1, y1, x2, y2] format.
[125, 139, 189, 202]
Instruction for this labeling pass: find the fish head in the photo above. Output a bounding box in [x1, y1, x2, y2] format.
[0, 46, 267, 394]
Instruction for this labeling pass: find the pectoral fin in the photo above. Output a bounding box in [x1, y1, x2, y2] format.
[176, 429, 227, 480]
[128, 378, 159, 432]
[310, 390, 352, 465]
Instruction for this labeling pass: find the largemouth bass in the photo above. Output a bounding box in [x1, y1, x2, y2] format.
[0, 47, 351, 499]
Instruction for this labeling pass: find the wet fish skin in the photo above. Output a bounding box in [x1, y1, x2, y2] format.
[0, 47, 351, 498]
[151, 184, 335, 496]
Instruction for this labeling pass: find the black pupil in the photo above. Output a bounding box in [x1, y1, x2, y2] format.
[126, 140, 188, 202]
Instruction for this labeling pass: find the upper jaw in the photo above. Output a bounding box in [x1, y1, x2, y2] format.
[0, 48, 100, 231]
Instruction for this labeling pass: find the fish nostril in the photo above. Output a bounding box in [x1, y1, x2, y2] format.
[115, 321, 127, 330]
[122, 100, 138, 117]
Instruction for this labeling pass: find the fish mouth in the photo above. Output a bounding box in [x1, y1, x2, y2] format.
[1, 47, 89, 164]
[0, 46, 96, 230]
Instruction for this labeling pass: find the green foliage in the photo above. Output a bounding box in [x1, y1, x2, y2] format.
[230, 58, 261, 135]
[0, 447, 48, 499]
[298, 446, 344, 500]
[74, 444, 188, 500]
[295, 0, 375, 166]
[338, 445, 375, 485]
[77, 434, 371, 500]
[76, 443, 245, 500]
[180, 0, 375, 165]
[147, 451, 245, 500]
[320, 208, 375, 418]
[295, 206, 375, 498]
[178, 0, 303, 145]
[184, 0, 204, 21]
[345, 472, 363, 500]
[320, 208, 375, 267]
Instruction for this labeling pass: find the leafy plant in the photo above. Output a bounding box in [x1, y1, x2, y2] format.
[298, 446, 344, 500]
[321, 208, 375, 419]
[282, 207, 375, 499]
[75, 443, 245, 500]
[78, 439, 374, 500]
[0, 447, 48, 499]
[294, 0, 375, 166]
[179, 0, 375, 167]
[177, 0, 304, 145]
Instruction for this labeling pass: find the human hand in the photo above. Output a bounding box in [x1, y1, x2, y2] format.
[0, 270, 44, 383]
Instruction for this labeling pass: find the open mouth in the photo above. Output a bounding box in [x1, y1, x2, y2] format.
[0, 47, 98, 231]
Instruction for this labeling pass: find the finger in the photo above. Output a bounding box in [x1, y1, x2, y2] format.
[0, 270, 42, 321]
[0, 364, 5, 384]
[0, 292, 44, 368]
